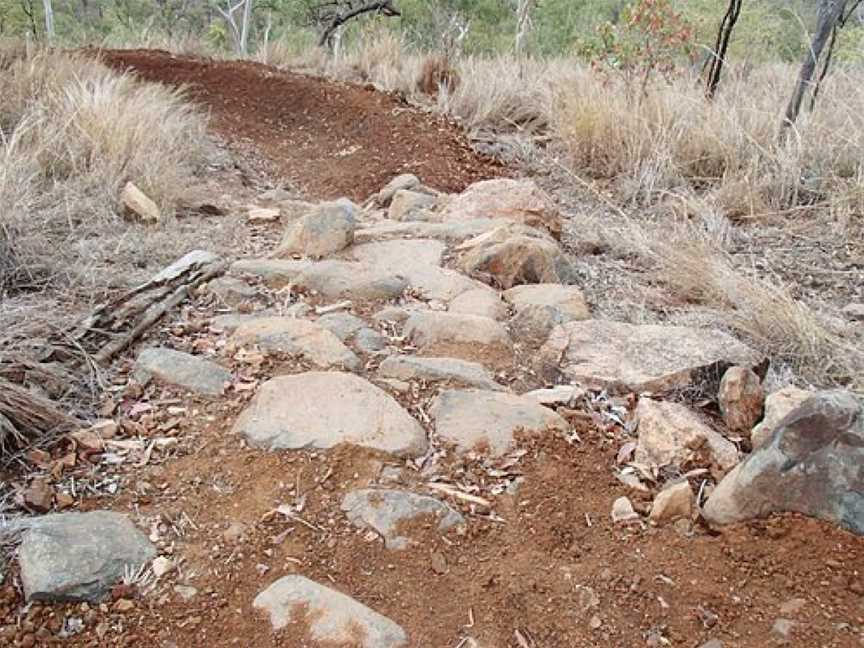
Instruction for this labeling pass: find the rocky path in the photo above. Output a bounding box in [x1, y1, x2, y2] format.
[2, 172, 862, 647]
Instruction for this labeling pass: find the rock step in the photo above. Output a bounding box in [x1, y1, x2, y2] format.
[135, 347, 231, 396]
[254, 575, 408, 647]
[377, 355, 504, 391]
[232, 372, 427, 457]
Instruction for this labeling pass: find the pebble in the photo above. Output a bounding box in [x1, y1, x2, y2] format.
[611, 496, 640, 523]
[152, 557, 175, 578]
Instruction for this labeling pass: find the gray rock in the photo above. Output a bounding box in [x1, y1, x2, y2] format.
[341, 489, 464, 549]
[254, 575, 408, 647]
[388, 190, 437, 221]
[349, 238, 445, 270]
[377, 356, 503, 391]
[458, 226, 576, 289]
[206, 276, 258, 307]
[233, 372, 427, 457]
[448, 288, 508, 320]
[211, 310, 278, 333]
[751, 386, 813, 449]
[504, 284, 590, 320]
[354, 219, 504, 244]
[135, 347, 231, 396]
[317, 312, 367, 341]
[538, 320, 760, 393]
[231, 317, 360, 370]
[374, 305, 423, 324]
[523, 385, 583, 407]
[699, 640, 724, 648]
[842, 302, 864, 322]
[373, 173, 421, 207]
[635, 398, 739, 471]
[404, 312, 512, 366]
[511, 305, 580, 347]
[277, 199, 356, 258]
[430, 389, 568, 456]
[295, 261, 407, 301]
[703, 390, 864, 534]
[355, 327, 389, 354]
[230, 258, 311, 287]
[440, 178, 562, 239]
[17, 511, 155, 602]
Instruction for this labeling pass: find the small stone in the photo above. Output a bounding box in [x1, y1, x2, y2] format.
[430, 552, 447, 575]
[699, 641, 724, 648]
[523, 385, 583, 407]
[611, 497, 640, 524]
[223, 522, 247, 544]
[113, 599, 135, 613]
[751, 386, 812, 449]
[89, 419, 118, 439]
[277, 200, 356, 258]
[206, 276, 258, 307]
[388, 190, 436, 221]
[779, 598, 806, 615]
[772, 618, 795, 639]
[648, 481, 693, 525]
[373, 173, 421, 207]
[377, 356, 503, 391]
[589, 615, 602, 630]
[21, 480, 53, 513]
[174, 585, 198, 601]
[120, 181, 160, 223]
[151, 557, 174, 578]
[718, 366, 764, 434]
[247, 207, 280, 223]
[842, 302, 864, 321]
[448, 288, 508, 320]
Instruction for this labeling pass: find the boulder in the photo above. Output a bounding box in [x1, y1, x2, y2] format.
[504, 284, 590, 320]
[205, 276, 258, 307]
[120, 181, 160, 224]
[703, 390, 864, 534]
[17, 511, 155, 602]
[230, 318, 360, 370]
[648, 481, 693, 525]
[404, 312, 512, 366]
[538, 320, 759, 393]
[440, 178, 562, 239]
[718, 366, 764, 435]
[230, 258, 310, 288]
[211, 310, 278, 333]
[448, 288, 508, 320]
[635, 398, 739, 471]
[377, 356, 503, 391]
[511, 305, 580, 348]
[751, 386, 812, 449]
[254, 575, 408, 647]
[341, 489, 464, 549]
[372, 173, 421, 207]
[135, 347, 231, 396]
[458, 226, 576, 290]
[276, 200, 356, 258]
[430, 389, 568, 456]
[388, 190, 437, 221]
[316, 312, 368, 341]
[355, 328, 389, 355]
[349, 238, 446, 269]
[268, 261, 407, 301]
[232, 372, 427, 457]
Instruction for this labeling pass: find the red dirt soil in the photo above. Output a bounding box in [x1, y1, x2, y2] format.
[95, 49, 502, 201]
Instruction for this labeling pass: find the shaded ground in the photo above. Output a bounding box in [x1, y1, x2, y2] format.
[96, 49, 502, 202]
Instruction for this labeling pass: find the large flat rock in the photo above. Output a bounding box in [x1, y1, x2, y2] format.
[232, 372, 427, 457]
[354, 219, 503, 244]
[277, 199, 356, 258]
[135, 347, 231, 396]
[704, 391, 864, 535]
[348, 239, 446, 269]
[538, 320, 759, 392]
[341, 489, 464, 549]
[231, 317, 360, 370]
[504, 284, 590, 319]
[430, 389, 568, 456]
[254, 575, 408, 647]
[232, 259, 406, 300]
[635, 398, 739, 471]
[404, 312, 513, 367]
[377, 356, 504, 391]
[17, 511, 156, 602]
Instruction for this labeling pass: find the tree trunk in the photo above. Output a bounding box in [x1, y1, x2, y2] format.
[705, 0, 743, 100]
[42, 0, 54, 44]
[783, 0, 848, 129]
[515, 0, 534, 56]
[239, 0, 252, 56]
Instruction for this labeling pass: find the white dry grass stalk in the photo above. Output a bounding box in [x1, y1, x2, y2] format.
[0, 50, 207, 294]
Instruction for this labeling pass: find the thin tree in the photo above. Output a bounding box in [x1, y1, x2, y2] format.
[215, 0, 253, 55]
[42, 0, 54, 44]
[783, 0, 849, 130]
[809, 0, 864, 111]
[514, 0, 537, 56]
[704, 0, 743, 100]
[310, 1, 401, 49]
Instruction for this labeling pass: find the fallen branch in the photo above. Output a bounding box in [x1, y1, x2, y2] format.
[0, 377, 81, 456]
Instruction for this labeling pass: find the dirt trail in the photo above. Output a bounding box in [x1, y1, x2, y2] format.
[97, 49, 501, 201]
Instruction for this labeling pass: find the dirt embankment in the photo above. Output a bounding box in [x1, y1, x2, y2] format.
[96, 48, 502, 202]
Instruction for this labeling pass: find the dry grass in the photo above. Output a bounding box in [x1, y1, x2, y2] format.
[0, 50, 208, 295]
